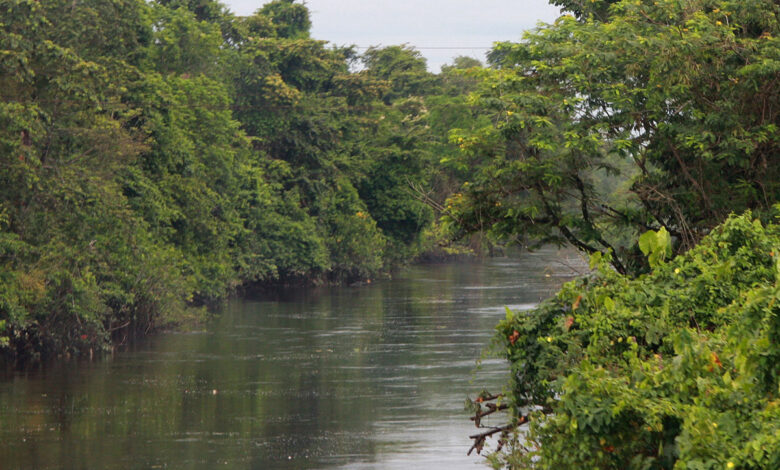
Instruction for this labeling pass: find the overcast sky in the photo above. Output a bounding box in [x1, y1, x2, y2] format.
[220, 0, 562, 71]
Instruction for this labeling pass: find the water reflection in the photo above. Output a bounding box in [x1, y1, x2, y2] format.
[0, 249, 584, 469]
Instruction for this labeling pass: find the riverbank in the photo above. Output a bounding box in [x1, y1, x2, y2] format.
[0, 0, 482, 367]
[0, 246, 478, 365]
[0, 250, 579, 469]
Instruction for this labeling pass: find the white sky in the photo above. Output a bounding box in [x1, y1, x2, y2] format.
[220, 0, 562, 71]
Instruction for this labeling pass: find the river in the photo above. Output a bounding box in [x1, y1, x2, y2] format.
[0, 249, 584, 469]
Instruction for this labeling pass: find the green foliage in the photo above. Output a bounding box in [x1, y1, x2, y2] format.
[258, 0, 311, 39]
[320, 179, 386, 282]
[233, 34, 461, 275]
[362, 45, 438, 103]
[444, 0, 780, 274]
[146, 4, 224, 77]
[0, 0, 465, 359]
[356, 97, 435, 252]
[549, 0, 620, 20]
[490, 213, 780, 468]
[638, 227, 672, 269]
[158, 0, 227, 23]
[452, 4, 780, 461]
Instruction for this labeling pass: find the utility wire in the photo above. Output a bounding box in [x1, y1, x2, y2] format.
[350, 46, 493, 50]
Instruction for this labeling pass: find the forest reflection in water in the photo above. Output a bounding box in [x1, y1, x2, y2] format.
[0, 248, 585, 469]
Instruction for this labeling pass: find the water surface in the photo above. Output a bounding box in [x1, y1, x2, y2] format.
[0, 249, 584, 469]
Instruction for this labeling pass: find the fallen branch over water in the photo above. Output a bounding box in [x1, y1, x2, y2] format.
[470, 402, 509, 426]
[467, 392, 526, 456]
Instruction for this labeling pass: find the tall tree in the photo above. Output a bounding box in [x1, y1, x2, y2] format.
[444, 0, 780, 274]
[258, 0, 311, 39]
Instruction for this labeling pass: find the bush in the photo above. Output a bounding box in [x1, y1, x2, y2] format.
[489, 212, 780, 469]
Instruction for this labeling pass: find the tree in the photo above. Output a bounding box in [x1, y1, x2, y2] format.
[362, 45, 438, 103]
[0, 0, 470, 359]
[444, 0, 780, 275]
[548, 0, 620, 20]
[479, 212, 780, 469]
[258, 0, 311, 40]
[0, 0, 188, 357]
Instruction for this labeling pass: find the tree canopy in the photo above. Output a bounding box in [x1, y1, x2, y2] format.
[0, 0, 477, 359]
[443, 0, 780, 275]
[5, 2, 779, 465]
[483, 212, 780, 469]
[454, 0, 780, 467]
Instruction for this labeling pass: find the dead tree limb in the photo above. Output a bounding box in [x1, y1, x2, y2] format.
[467, 416, 528, 456]
[467, 392, 523, 456]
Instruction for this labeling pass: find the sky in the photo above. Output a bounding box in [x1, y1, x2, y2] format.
[220, 0, 563, 71]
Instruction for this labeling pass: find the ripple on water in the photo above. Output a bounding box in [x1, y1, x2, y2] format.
[0, 250, 581, 470]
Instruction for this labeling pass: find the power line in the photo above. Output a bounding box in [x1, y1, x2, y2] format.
[350, 46, 493, 50]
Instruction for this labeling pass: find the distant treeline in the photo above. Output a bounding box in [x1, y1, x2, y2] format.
[0, 0, 487, 360]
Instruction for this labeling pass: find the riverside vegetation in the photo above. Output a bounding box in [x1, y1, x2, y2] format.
[2, 0, 780, 467]
[449, 0, 780, 468]
[0, 0, 483, 360]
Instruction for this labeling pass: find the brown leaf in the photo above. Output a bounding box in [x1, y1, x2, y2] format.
[711, 351, 722, 369]
[509, 330, 520, 345]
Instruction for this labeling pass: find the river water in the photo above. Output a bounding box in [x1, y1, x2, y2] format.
[0, 249, 584, 470]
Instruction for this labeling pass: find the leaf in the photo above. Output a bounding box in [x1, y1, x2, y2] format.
[589, 251, 603, 269]
[639, 227, 672, 269]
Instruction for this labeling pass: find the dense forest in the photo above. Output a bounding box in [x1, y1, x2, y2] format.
[455, 0, 780, 468]
[2, 0, 780, 467]
[0, 0, 484, 360]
